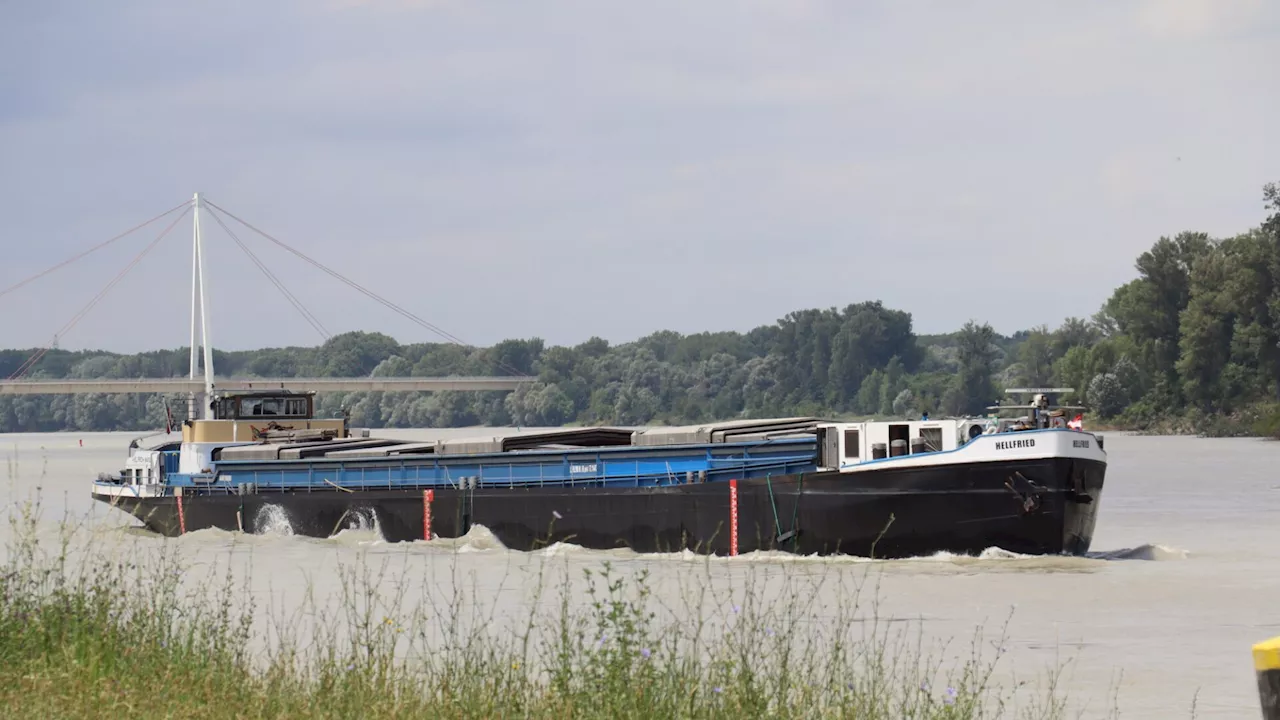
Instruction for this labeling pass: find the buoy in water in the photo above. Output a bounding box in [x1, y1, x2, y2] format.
[79, 439, 83, 447]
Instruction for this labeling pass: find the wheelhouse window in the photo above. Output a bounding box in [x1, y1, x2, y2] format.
[226, 395, 312, 419]
[239, 398, 276, 416]
[843, 429, 860, 459]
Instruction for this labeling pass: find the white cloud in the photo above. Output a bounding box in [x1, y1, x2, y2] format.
[323, 0, 460, 11]
[0, 1, 1276, 350]
[1135, 0, 1266, 39]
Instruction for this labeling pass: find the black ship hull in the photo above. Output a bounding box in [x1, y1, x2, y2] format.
[93, 456, 1104, 558]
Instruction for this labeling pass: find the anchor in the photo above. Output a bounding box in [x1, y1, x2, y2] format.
[1004, 471, 1044, 514]
[1066, 469, 1094, 504]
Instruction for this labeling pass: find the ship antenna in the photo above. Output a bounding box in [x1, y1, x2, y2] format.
[188, 192, 216, 420]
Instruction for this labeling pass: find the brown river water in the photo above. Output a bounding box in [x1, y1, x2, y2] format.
[1, 430, 1277, 718]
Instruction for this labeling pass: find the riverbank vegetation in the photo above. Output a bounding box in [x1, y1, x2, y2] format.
[0, 503, 1089, 719]
[0, 182, 1276, 437]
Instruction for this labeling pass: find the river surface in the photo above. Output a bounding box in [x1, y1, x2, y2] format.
[1, 430, 1277, 718]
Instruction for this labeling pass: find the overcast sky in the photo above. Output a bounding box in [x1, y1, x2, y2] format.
[1, 0, 1276, 353]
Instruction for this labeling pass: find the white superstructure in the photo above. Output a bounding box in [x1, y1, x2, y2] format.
[816, 419, 1106, 473]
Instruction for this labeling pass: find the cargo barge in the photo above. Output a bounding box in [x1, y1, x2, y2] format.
[83, 193, 1107, 558]
[92, 388, 1106, 558]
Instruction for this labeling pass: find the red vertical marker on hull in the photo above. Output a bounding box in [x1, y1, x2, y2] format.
[729, 479, 738, 557]
[423, 489, 434, 540]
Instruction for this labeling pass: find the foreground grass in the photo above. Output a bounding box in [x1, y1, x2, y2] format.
[0, 501, 1094, 719]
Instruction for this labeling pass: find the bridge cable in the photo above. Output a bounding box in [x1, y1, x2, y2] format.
[0, 199, 192, 303]
[205, 209, 330, 341]
[7, 206, 193, 381]
[201, 200, 531, 378]
[203, 201, 480, 349]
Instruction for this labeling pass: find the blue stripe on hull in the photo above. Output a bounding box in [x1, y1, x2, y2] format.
[168, 438, 820, 494]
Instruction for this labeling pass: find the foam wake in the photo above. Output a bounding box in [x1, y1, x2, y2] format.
[303, 520, 1188, 565]
[328, 507, 384, 545]
[416, 523, 508, 553]
[1087, 544, 1190, 561]
[254, 504, 295, 536]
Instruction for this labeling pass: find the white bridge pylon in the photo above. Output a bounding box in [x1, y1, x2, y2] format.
[190, 191, 214, 419]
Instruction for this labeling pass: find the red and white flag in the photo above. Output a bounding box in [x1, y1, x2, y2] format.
[1067, 414, 1083, 431]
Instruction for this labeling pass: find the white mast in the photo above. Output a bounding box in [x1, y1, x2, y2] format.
[193, 192, 216, 420]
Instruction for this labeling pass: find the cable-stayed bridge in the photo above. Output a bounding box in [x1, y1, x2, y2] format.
[0, 193, 533, 412]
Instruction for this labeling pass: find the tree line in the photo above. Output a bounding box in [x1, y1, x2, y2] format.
[1, 182, 1276, 435]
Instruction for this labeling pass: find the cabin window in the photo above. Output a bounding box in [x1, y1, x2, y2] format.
[920, 427, 943, 452]
[843, 430, 860, 459]
[285, 398, 309, 416]
[888, 424, 909, 456]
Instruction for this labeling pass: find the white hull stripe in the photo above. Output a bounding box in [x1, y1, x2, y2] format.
[841, 428, 1105, 472]
[92, 482, 166, 498]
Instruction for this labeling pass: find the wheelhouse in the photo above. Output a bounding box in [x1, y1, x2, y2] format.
[212, 390, 315, 420]
[817, 418, 988, 470]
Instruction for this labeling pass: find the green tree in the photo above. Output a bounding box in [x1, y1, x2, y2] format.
[1087, 373, 1127, 417]
[950, 321, 997, 415]
[891, 388, 915, 417]
[1052, 317, 1100, 354]
[317, 331, 400, 377]
[1100, 231, 1213, 392]
[1016, 326, 1054, 387]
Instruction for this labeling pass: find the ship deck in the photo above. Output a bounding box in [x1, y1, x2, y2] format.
[142, 419, 827, 495]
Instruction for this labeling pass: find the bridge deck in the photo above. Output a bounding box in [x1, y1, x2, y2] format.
[0, 377, 532, 394]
